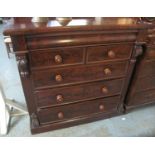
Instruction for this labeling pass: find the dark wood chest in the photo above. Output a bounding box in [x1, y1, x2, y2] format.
[3, 17, 155, 134]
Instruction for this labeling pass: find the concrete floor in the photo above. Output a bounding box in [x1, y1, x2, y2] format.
[0, 23, 155, 137]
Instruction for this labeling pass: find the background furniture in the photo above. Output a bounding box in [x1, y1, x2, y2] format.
[0, 18, 3, 24]
[3, 17, 155, 134]
[4, 36, 13, 58]
[126, 29, 155, 109]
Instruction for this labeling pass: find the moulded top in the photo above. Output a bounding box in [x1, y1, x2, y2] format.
[3, 17, 153, 36]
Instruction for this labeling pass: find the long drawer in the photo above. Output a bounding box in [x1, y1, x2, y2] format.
[37, 96, 120, 125]
[87, 44, 133, 63]
[32, 61, 128, 89]
[29, 47, 85, 69]
[35, 78, 124, 108]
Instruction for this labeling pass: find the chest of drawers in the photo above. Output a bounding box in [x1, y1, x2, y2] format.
[4, 17, 151, 134]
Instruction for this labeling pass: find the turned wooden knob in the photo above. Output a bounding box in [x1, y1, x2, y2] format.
[55, 74, 63, 82]
[102, 87, 108, 94]
[58, 112, 64, 119]
[99, 104, 104, 111]
[56, 94, 64, 102]
[108, 50, 115, 58]
[104, 68, 112, 75]
[55, 55, 62, 64]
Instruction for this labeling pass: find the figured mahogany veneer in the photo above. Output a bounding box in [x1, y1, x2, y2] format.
[26, 33, 137, 50]
[30, 47, 85, 69]
[4, 17, 154, 134]
[37, 96, 119, 125]
[32, 61, 128, 89]
[87, 43, 133, 63]
[34, 78, 124, 108]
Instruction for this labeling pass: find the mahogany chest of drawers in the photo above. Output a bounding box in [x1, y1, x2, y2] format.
[3, 17, 154, 134]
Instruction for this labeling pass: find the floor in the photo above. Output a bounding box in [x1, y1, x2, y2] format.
[0, 23, 155, 137]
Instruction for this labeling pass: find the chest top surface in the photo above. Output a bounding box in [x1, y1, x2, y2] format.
[3, 17, 153, 36]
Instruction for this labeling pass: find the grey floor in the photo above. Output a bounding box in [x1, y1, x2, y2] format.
[1, 24, 155, 137]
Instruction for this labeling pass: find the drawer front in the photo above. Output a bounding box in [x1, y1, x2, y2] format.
[134, 76, 155, 92]
[37, 96, 119, 124]
[35, 79, 124, 108]
[137, 60, 155, 78]
[32, 61, 128, 89]
[26, 33, 137, 50]
[128, 89, 155, 106]
[87, 44, 133, 63]
[30, 47, 85, 68]
[145, 47, 155, 61]
[148, 32, 155, 45]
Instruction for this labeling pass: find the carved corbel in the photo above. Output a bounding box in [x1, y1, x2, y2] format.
[137, 17, 155, 24]
[16, 54, 29, 78]
[134, 44, 143, 58]
[31, 113, 40, 128]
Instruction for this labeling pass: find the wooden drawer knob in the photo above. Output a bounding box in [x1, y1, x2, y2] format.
[99, 104, 104, 111]
[102, 87, 108, 94]
[56, 94, 64, 102]
[108, 50, 115, 58]
[58, 112, 64, 119]
[55, 74, 63, 82]
[104, 68, 112, 75]
[55, 55, 62, 64]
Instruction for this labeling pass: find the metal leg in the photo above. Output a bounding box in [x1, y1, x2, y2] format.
[4, 36, 14, 59]
[5, 99, 28, 117]
[0, 87, 10, 135]
[0, 85, 28, 135]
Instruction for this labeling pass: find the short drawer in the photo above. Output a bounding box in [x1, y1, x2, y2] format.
[87, 44, 133, 63]
[35, 78, 124, 108]
[128, 89, 155, 106]
[29, 47, 85, 68]
[32, 61, 128, 89]
[37, 96, 120, 125]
